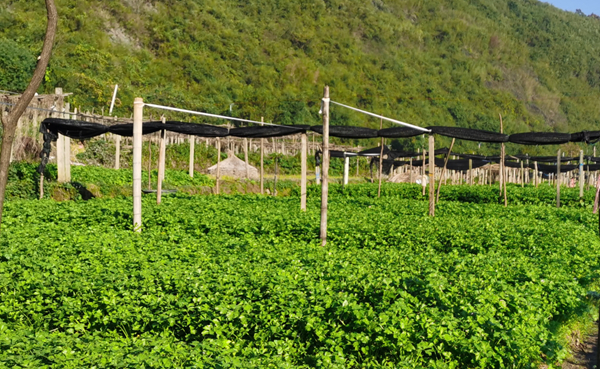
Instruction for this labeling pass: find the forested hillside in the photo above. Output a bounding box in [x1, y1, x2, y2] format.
[2, 0, 600, 154]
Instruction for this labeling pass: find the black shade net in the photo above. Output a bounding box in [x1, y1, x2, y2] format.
[428, 126, 509, 143]
[508, 132, 572, 145]
[311, 125, 379, 139]
[535, 163, 579, 173]
[569, 131, 600, 144]
[377, 126, 424, 138]
[230, 125, 308, 138]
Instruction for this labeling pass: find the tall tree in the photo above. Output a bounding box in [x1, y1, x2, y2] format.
[0, 0, 58, 230]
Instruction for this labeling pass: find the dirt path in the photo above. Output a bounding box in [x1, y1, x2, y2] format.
[562, 323, 598, 369]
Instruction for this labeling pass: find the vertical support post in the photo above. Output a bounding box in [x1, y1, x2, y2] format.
[274, 157, 278, 195]
[428, 135, 435, 216]
[534, 161, 539, 187]
[409, 157, 413, 184]
[436, 138, 455, 203]
[343, 154, 350, 186]
[520, 161, 524, 188]
[260, 117, 264, 194]
[557, 149, 561, 208]
[57, 135, 65, 182]
[320, 86, 330, 247]
[157, 117, 166, 205]
[64, 104, 71, 182]
[301, 132, 307, 211]
[133, 97, 143, 232]
[147, 138, 152, 190]
[500, 114, 507, 206]
[115, 118, 121, 170]
[580, 150, 584, 198]
[422, 149, 427, 196]
[216, 138, 221, 194]
[356, 157, 360, 177]
[244, 137, 249, 180]
[189, 136, 195, 177]
[469, 159, 473, 186]
[378, 118, 384, 198]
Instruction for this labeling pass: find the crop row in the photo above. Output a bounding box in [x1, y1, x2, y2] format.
[1, 193, 599, 367]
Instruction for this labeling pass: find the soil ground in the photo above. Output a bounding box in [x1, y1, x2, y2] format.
[562, 323, 598, 369]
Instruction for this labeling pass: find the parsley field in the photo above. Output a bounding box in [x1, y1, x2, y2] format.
[0, 190, 599, 368]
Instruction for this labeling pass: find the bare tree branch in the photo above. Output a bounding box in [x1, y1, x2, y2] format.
[0, 0, 58, 230]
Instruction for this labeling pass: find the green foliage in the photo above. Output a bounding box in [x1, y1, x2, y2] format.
[1, 192, 599, 366]
[0, 38, 36, 92]
[2, 0, 600, 155]
[5, 162, 214, 200]
[300, 182, 597, 207]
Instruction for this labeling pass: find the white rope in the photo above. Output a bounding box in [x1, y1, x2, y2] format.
[145, 103, 288, 128]
[329, 100, 431, 133]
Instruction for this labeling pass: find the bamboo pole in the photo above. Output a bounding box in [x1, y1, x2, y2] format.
[557, 149, 561, 208]
[133, 98, 143, 232]
[436, 138, 455, 203]
[216, 138, 221, 194]
[500, 114, 507, 206]
[429, 135, 435, 216]
[260, 117, 264, 194]
[320, 86, 330, 247]
[189, 136, 195, 177]
[301, 132, 307, 211]
[244, 137, 249, 180]
[520, 160, 524, 188]
[469, 158, 473, 185]
[580, 150, 584, 198]
[343, 154, 350, 186]
[378, 118, 384, 198]
[274, 157, 278, 196]
[157, 117, 166, 205]
[115, 134, 121, 169]
[147, 137, 152, 190]
[422, 149, 427, 196]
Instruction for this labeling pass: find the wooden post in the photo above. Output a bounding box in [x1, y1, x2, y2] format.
[274, 157, 278, 196]
[520, 161, 524, 188]
[436, 138, 455, 203]
[147, 138, 152, 190]
[557, 149, 561, 208]
[244, 137, 249, 180]
[320, 86, 330, 247]
[429, 135, 435, 216]
[409, 157, 413, 183]
[378, 118, 384, 198]
[216, 138, 221, 194]
[189, 136, 195, 177]
[133, 98, 143, 232]
[343, 154, 350, 186]
[469, 158, 473, 186]
[157, 117, 166, 205]
[115, 133, 121, 170]
[64, 104, 71, 182]
[356, 156, 360, 177]
[580, 150, 584, 198]
[422, 149, 427, 196]
[260, 117, 264, 194]
[500, 114, 507, 206]
[301, 132, 307, 211]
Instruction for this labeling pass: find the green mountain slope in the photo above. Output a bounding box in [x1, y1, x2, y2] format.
[2, 0, 600, 154]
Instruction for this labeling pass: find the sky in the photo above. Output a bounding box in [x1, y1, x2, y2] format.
[543, 0, 600, 15]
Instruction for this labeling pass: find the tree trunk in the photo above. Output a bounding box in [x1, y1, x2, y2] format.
[0, 0, 57, 230]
